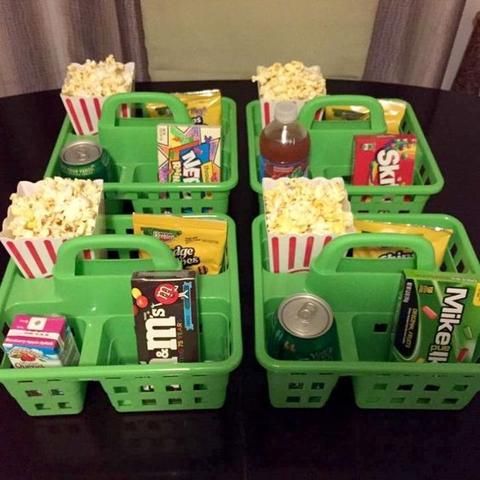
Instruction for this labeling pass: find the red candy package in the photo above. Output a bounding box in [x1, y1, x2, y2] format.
[352, 134, 417, 186]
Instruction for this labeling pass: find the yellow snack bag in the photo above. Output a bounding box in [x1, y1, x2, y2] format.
[146, 89, 222, 125]
[132, 214, 227, 275]
[353, 220, 453, 267]
[324, 99, 407, 134]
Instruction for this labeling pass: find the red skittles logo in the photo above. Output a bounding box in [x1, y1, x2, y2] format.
[154, 283, 179, 305]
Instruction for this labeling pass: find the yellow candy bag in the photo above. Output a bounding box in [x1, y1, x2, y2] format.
[325, 99, 407, 134]
[146, 89, 222, 125]
[132, 214, 227, 275]
[353, 220, 453, 267]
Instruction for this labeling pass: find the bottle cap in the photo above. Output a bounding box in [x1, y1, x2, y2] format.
[274, 101, 297, 124]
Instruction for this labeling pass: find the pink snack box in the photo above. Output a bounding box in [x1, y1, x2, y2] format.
[2, 315, 80, 368]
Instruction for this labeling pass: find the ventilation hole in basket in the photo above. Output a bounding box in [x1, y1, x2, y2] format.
[404, 195, 414, 202]
[443, 398, 459, 405]
[181, 207, 193, 214]
[308, 396, 322, 403]
[374, 323, 388, 333]
[194, 397, 203, 404]
[129, 250, 140, 259]
[165, 384, 181, 392]
[374, 384, 387, 391]
[286, 396, 300, 403]
[457, 260, 465, 273]
[424, 385, 440, 392]
[163, 207, 173, 214]
[142, 399, 157, 406]
[19, 380, 33, 384]
[58, 402, 71, 409]
[291, 372, 306, 376]
[168, 398, 182, 405]
[126, 228, 134, 234]
[139, 385, 155, 393]
[193, 384, 207, 391]
[382, 197, 393, 203]
[365, 397, 380, 404]
[288, 382, 304, 390]
[201, 207, 213, 213]
[390, 397, 405, 404]
[453, 385, 468, 392]
[450, 243, 458, 258]
[143, 208, 153, 214]
[35, 403, 49, 411]
[26, 390, 42, 397]
[416, 398, 431, 404]
[399, 210, 410, 214]
[361, 195, 372, 203]
[419, 165, 426, 177]
[357, 210, 369, 214]
[397, 384, 413, 391]
[440, 263, 447, 272]
[113, 386, 128, 394]
[106, 250, 120, 259]
[118, 399, 132, 407]
[311, 382, 325, 390]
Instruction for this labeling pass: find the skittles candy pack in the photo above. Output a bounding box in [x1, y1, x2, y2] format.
[352, 134, 417, 186]
[131, 271, 199, 364]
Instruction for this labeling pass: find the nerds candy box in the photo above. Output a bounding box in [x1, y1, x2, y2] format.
[131, 271, 199, 364]
[392, 270, 480, 363]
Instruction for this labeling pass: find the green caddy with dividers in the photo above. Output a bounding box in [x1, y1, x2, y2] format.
[247, 95, 444, 213]
[44, 92, 238, 214]
[0, 214, 242, 416]
[253, 213, 480, 410]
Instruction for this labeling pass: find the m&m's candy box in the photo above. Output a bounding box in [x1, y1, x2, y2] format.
[131, 271, 200, 364]
[352, 134, 417, 186]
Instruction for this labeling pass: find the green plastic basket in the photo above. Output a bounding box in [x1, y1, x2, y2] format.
[44, 92, 238, 214]
[247, 95, 444, 213]
[253, 213, 480, 410]
[0, 214, 241, 416]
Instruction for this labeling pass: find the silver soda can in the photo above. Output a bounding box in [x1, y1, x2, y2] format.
[273, 293, 338, 360]
[60, 140, 111, 181]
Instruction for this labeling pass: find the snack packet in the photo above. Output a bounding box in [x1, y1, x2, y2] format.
[132, 214, 227, 275]
[325, 99, 407, 134]
[146, 90, 222, 125]
[353, 220, 453, 267]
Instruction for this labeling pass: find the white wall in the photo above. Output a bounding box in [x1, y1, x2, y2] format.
[442, 0, 480, 89]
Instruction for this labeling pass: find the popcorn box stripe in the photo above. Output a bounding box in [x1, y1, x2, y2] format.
[271, 236, 280, 273]
[79, 98, 94, 132]
[44, 239, 58, 263]
[64, 97, 84, 135]
[93, 97, 102, 119]
[303, 236, 314, 267]
[288, 237, 296, 270]
[25, 240, 47, 275]
[3, 240, 34, 278]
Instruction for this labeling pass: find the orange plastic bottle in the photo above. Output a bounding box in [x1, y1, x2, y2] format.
[260, 101, 310, 179]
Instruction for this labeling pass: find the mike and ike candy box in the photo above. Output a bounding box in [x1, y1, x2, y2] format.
[352, 134, 416, 186]
[392, 270, 480, 364]
[131, 271, 199, 364]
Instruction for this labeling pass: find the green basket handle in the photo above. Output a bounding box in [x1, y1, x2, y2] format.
[310, 233, 436, 274]
[298, 94, 386, 131]
[54, 234, 181, 279]
[99, 92, 191, 127]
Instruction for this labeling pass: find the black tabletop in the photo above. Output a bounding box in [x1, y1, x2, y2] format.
[0, 80, 479, 480]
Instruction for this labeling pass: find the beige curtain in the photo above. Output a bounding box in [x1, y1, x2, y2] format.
[363, 0, 465, 88]
[0, 0, 149, 97]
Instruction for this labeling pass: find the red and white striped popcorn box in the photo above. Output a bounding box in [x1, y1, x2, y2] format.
[61, 62, 135, 135]
[0, 180, 104, 279]
[263, 178, 354, 273]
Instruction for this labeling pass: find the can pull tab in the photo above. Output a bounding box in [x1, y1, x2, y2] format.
[297, 302, 317, 323]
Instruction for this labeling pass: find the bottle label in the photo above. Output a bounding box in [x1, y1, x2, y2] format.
[261, 156, 308, 179]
